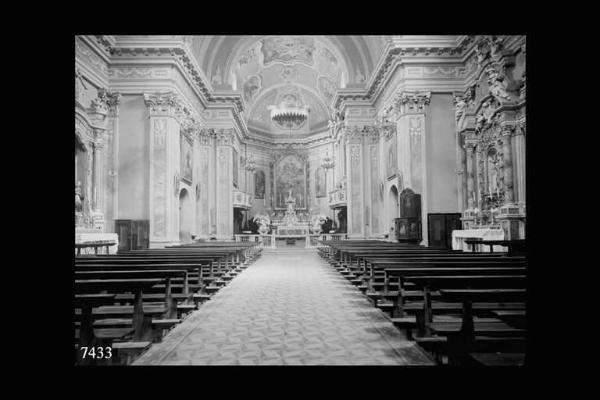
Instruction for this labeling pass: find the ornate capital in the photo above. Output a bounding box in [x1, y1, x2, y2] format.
[344, 126, 366, 143]
[196, 128, 214, 145]
[180, 118, 201, 141]
[106, 91, 122, 114]
[393, 90, 431, 114]
[464, 141, 477, 152]
[501, 125, 516, 137]
[364, 125, 381, 144]
[380, 122, 396, 141]
[215, 128, 235, 146]
[144, 91, 183, 118]
[90, 88, 110, 115]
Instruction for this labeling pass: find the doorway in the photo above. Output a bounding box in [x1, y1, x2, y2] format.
[387, 185, 399, 235]
[179, 188, 193, 243]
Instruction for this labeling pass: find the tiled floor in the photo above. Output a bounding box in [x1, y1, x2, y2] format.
[133, 248, 434, 366]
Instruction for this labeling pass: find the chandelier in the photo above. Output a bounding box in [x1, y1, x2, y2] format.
[270, 105, 309, 130]
[321, 152, 335, 170]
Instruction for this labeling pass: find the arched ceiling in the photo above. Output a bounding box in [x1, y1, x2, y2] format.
[188, 35, 390, 138]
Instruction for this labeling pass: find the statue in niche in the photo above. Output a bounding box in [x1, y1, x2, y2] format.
[75, 181, 84, 213]
[486, 67, 512, 101]
[487, 149, 504, 194]
[75, 69, 87, 102]
[454, 95, 467, 130]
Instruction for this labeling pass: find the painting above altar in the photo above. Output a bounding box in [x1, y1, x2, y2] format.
[274, 153, 307, 209]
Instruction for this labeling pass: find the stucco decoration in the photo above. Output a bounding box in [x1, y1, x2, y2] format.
[261, 36, 315, 66]
[233, 37, 347, 137]
[243, 75, 261, 103]
[318, 76, 336, 103]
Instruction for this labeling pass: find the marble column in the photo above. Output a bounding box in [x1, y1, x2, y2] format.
[196, 129, 212, 239]
[104, 92, 121, 233]
[215, 129, 234, 239]
[456, 132, 465, 213]
[345, 127, 365, 238]
[514, 121, 526, 205]
[369, 139, 380, 236]
[465, 142, 476, 209]
[501, 127, 514, 204]
[144, 92, 183, 246]
[92, 138, 104, 212]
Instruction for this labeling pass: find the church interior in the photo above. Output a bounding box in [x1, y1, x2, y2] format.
[75, 35, 527, 366]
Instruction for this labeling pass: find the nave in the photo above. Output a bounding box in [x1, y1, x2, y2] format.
[134, 248, 433, 365]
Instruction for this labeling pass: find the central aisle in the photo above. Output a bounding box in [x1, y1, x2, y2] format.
[134, 248, 434, 365]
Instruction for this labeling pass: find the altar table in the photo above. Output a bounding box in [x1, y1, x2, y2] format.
[451, 228, 505, 252]
[75, 232, 119, 254]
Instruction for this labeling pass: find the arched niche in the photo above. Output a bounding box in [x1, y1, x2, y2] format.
[388, 184, 400, 232]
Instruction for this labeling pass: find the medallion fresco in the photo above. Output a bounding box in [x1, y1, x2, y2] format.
[261, 36, 315, 66]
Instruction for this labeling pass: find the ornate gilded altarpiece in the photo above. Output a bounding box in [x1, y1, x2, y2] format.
[273, 152, 308, 210]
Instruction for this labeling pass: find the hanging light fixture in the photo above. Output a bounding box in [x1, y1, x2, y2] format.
[270, 106, 309, 129]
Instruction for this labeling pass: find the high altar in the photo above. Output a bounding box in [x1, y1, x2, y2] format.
[273, 190, 310, 235]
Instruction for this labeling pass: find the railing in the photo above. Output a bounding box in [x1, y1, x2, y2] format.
[306, 233, 348, 248]
[233, 189, 253, 209]
[235, 233, 347, 248]
[328, 188, 347, 208]
[234, 234, 275, 248]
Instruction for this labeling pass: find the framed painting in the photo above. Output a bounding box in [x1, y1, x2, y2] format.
[181, 135, 193, 184]
[254, 169, 265, 199]
[274, 153, 307, 209]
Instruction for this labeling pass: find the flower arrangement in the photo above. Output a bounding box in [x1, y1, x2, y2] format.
[253, 214, 271, 234]
[311, 214, 327, 226]
[253, 214, 271, 226]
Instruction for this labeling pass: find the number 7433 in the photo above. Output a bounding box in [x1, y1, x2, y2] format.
[80, 346, 112, 359]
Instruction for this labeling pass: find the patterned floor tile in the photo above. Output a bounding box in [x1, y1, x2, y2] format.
[134, 249, 434, 366]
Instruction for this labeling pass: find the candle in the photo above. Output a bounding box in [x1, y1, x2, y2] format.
[496, 187, 499, 197]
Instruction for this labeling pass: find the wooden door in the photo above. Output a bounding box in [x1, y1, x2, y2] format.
[428, 214, 446, 248]
[132, 220, 149, 250]
[427, 213, 462, 249]
[115, 219, 133, 252]
[445, 213, 462, 248]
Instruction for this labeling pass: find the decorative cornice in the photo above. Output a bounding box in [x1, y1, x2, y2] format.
[111, 45, 246, 115]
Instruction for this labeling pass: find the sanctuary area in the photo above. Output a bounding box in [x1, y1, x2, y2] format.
[75, 35, 527, 366]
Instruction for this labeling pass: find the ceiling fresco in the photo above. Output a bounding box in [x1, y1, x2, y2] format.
[188, 35, 391, 138]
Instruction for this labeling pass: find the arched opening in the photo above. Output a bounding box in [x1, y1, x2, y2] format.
[388, 185, 399, 237]
[179, 188, 193, 243]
